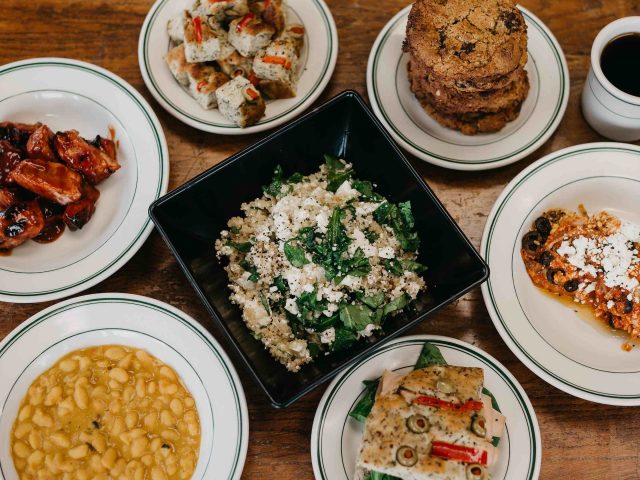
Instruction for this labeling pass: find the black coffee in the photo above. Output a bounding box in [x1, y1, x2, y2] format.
[600, 33, 640, 97]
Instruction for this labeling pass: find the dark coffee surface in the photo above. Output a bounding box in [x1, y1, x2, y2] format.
[600, 33, 640, 97]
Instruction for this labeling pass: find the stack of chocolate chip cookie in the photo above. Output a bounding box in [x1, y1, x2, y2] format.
[405, 0, 529, 135]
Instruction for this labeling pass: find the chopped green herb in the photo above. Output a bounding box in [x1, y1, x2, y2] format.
[332, 327, 357, 351]
[382, 293, 411, 316]
[296, 288, 327, 323]
[366, 472, 401, 480]
[401, 258, 428, 273]
[259, 292, 271, 315]
[384, 258, 404, 276]
[273, 276, 287, 293]
[363, 228, 379, 243]
[374, 201, 420, 252]
[263, 165, 304, 198]
[239, 259, 259, 282]
[340, 303, 375, 332]
[351, 179, 383, 202]
[227, 240, 252, 253]
[361, 292, 385, 309]
[325, 154, 353, 192]
[284, 241, 309, 268]
[230, 226, 241, 234]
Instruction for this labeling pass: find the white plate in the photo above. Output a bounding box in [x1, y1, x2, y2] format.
[0, 58, 169, 303]
[481, 143, 640, 405]
[311, 335, 541, 480]
[366, 6, 569, 171]
[0, 293, 248, 480]
[138, 0, 338, 134]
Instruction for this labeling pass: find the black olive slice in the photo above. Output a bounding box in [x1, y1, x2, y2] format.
[625, 300, 634, 314]
[563, 279, 579, 292]
[537, 251, 553, 267]
[546, 268, 564, 285]
[534, 217, 552, 236]
[522, 231, 543, 253]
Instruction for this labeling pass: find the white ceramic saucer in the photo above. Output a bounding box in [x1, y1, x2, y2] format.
[366, 6, 569, 171]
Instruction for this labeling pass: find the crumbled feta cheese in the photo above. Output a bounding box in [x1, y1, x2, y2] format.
[285, 298, 299, 315]
[378, 246, 395, 259]
[335, 180, 359, 201]
[358, 323, 378, 338]
[320, 327, 336, 344]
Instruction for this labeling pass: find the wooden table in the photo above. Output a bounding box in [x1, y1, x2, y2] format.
[2, 0, 640, 478]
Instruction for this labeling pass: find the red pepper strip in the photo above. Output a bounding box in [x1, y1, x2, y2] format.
[430, 442, 488, 466]
[260, 55, 292, 69]
[289, 26, 305, 35]
[248, 72, 260, 86]
[245, 87, 260, 100]
[196, 80, 208, 92]
[209, 0, 228, 2]
[236, 12, 255, 32]
[414, 395, 484, 411]
[193, 17, 203, 43]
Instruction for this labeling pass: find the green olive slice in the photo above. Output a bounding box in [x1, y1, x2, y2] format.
[436, 379, 455, 394]
[466, 464, 487, 480]
[471, 415, 487, 438]
[406, 414, 430, 434]
[396, 445, 418, 467]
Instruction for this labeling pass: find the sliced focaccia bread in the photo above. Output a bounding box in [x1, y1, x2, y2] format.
[356, 367, 505, 480]
[165, 44, 190, 86]
[186, 64, 230, 109]
[192, 0, 248, 20]
[253, 38, 298, 98]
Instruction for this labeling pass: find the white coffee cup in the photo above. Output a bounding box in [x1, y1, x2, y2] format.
[581, 17, 640, 141]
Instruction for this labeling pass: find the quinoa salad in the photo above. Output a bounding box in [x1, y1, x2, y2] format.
[215, 156, 427, 372]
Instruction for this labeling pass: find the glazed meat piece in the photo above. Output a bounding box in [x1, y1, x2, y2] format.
[34, 199, 66, 244]
[26, 124, 57, 162]
[9, 159, 83, 205]
[0, 122, 39, 152]
[63, 183, 100, 231]
[0, 198, 44, 250]
[54, 130, 120, 184]
[0, 140, 23, 185]
[91, 135, 118, 162]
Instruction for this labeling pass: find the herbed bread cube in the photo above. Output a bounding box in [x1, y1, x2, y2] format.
[215, 76, 266, 127]
[253, 38, 298, 98]
[217, 50, 255, 79]
[165, 44, 190, 86]
[186, 64, 230, 109]
[192, 0, 249, 21]
[281, 23, 305, 55]
[228, 13, 275, 57]
[167, 10, 189, 44]
[184, 16, 236, 63]
[251, 0, 287, 34]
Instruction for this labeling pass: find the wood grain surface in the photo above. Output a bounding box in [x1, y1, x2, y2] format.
[1, 0, 640, 478]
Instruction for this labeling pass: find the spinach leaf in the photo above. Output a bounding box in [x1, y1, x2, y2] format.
[308, 342, 321, 358]
[382, 293, 411, 316]
[373, 201, 420, 252]
[313, 313, 339, 332]
[339, 248, 371, 279]
[284, 241, 309, 268]
[259, 292, 271, 315]
[351, 179, 383, 202]
[262, 165, 304, 198]
[366, 472, 401, 480]
[324, 154, 353, 192]
[340, 303, 375, 332]
[273, 276, 287, 293]
[401, 258, 428, 274]
[361, 292, 385, 309]
[227, 240, 252, 253]
[239, 259, 259, 282]
[348, 379, 378, 422]
[296, 288, 327, 323]
[414, 342, 447, 370]
[363, 228, 379, 243]
[482, 387, 502, 447]
[230, 226, 241, 234]
[384, 258, 404, 276]
[332, 327, 358, 351]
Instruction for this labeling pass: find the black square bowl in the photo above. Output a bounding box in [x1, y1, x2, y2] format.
[149, 91, 488, 407]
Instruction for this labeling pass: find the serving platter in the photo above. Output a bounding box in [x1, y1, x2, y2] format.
[311, 335, 541, 480]
[366, 5, 569, 171]
[138, 0, 338, 134]
[481, 143, 640, 405]
[0, 293, 249, 480]
[0, 58, 169, 304]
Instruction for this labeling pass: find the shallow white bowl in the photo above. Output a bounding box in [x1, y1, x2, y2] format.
[0, 293, 248, 479]
[0, 58, 169, 303]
